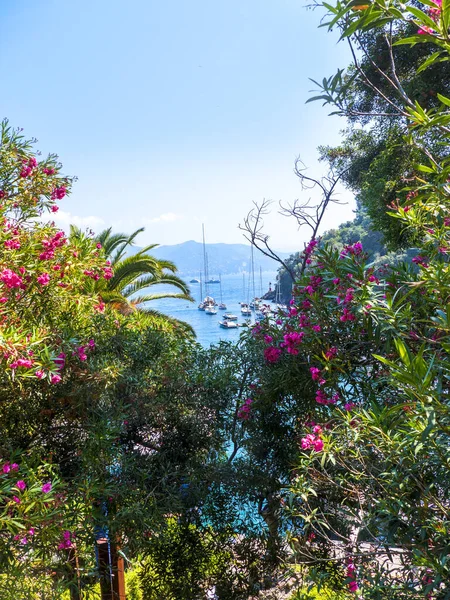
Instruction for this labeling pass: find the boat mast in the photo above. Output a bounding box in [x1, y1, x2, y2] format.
[259, 265, 263, 296]
[202, 224, 208, 297]
[199, 271, 203, 302]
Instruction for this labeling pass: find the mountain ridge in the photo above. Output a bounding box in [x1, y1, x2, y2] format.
[147, 240, 289, 276]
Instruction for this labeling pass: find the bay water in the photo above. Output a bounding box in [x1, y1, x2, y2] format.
[149, 271, 278, 346]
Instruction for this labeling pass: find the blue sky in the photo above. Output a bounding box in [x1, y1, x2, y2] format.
[1, 0, 355, 251]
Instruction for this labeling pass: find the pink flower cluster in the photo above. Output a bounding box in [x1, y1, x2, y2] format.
[42, 166, 56, 175]
[281, 331, 304, 355]
[310, 366, 326, 386]
[237, 397, 253, 420]
[346, 560, 359, 593]
[58, 530, 74, 550]
[412, 255, 429, 269]
[264, 346, 282, 363]
[75, 339, 95, 362]
[2, 461, 19, 474]
[301, 425, 324, 452]
[304, 275, 323, 296]
[4, 238, 20, 250]
[20, 157, 38, 178]
[303, 238, 318, 264]
[340, 307, 356, 322]
[51, 186, 67, 200]
[39, 231, 66, 260]
[10, 358, 34, 370]
[341, 242, 363, 257]
[0, 268, 23, 289]
[315, 390, 339, 405]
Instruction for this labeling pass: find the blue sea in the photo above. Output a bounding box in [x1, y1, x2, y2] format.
[149, 271, 278, 346]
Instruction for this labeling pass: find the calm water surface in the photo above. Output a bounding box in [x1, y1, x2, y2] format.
[149, 271, 278, 346]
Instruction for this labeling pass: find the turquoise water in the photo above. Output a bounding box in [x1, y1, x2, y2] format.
[149, 271, 278, 346]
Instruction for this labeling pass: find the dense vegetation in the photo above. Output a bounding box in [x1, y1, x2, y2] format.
[1, 0, 450, 598]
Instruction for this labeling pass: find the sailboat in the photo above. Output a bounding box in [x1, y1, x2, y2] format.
[199, 225, 217, 311]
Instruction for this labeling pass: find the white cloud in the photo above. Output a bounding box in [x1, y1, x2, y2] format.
[143, 212, 183, 224]
[48, 210, 106, 232]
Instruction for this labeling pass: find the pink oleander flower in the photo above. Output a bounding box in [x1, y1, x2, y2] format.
[88, 339, 95, 348]
[58, 530, 74, 549]
[50, 374, 62, 384]
[304, 238, 318, 256]
[264, 335, 273, 344]
[344, 403, 356, 411]
[412, 255, 429, 268]
[4, 239, 21, 250]
[348, 581, 359, 593]
[41, 482, 52, 493]
[103, 266, 113, 280]
[312, 325, 321, 332]
[12, 496, 21, 504]
[11, 463, 19, 471]
[281, 331, 304, 355]
[312, 438, 324, 451]
[51, 204, 59, 212]
[0, 269, 23, 289]
[37, 272, 50, 286]
[16, 358, 33, 368]
[301, 434, 315, 449]
[340, 307, 356, 322]
[16, 480, 26, 491]
[51, 186, 67, 200]
[332, 277, 340, 285]
[35, 370, 45, 379]
[54, 352, 66, 371]
[0, 297, 8, 303]
[2, 462, 11, 473]
[264, 346, 282, 363]
[418, 25, 434, 34]
[310, 367, 322, 381]
[94, 301, 105, 313]
[315, 390, 328, 405]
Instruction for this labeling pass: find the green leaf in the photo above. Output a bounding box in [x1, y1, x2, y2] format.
[408, 5, 440, 31]
[437, 93, 450, 107]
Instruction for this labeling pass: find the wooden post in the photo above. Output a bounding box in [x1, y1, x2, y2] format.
[110, 541, 127, 599]
[97, 538, 114, 600]
[68, 547, 82, 600]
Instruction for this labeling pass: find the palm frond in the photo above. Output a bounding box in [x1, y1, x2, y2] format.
[121, 274, 191, 298]
[135, 309, 195, 337]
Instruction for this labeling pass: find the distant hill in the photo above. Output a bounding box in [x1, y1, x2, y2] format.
[149, 241, 289, 276]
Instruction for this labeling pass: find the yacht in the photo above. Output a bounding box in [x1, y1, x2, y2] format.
[219, 319, 238, 329]
[241, 304, 252, 316]
[205, 305, 217, 315]
[223, 313, 238, 321]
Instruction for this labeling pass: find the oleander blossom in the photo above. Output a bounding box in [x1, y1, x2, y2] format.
[41, 482, 52, 493]
[264, 346, 282, 363]
[281, 331, 304, 355]
[0, 269, 23, 289]
[301, 425, 324, 452]
[237, 398, 253, 420]
[58, 530, 74, 550]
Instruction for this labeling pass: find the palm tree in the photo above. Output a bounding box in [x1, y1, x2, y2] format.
[71, 226, 195, 335]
